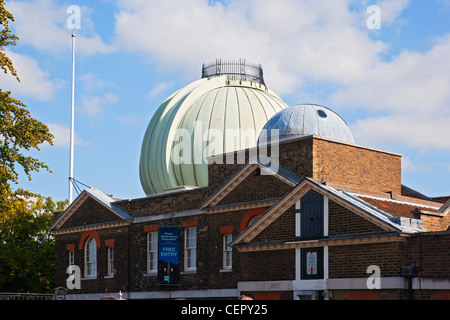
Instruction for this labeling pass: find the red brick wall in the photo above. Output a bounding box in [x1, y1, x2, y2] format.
[116, 187, 210, 217]
[54, 226, 131, 294]
[218, 171, 292, 206]
[329, 242, 406, 278]
[421, 214, 450, 232]
[237, 249, 296, 282]
[312, 138, 401, 194]
[208, 136, 402, 198]
[328, 200, 385, 236]
[405, 231, 450, 278]
[61, 197, 121, 229]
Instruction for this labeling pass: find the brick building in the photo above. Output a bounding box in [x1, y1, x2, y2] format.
[51, 134, 450, 300]
[50, 62, 450, 300]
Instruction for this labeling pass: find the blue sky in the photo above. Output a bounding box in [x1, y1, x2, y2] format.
[2, 0, 450, 203]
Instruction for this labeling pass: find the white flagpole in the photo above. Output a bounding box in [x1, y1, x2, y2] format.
[69, 31, 76, 204]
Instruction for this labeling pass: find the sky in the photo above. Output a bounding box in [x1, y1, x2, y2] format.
[2, 0, 450, 203]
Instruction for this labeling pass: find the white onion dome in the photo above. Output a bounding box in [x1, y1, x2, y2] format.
[140, 60, 289, 196]
[258, 104, 355, 145]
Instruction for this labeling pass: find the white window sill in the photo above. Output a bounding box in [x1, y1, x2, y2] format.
[181, 270, 197, 274]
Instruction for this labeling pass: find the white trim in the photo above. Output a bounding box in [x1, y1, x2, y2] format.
[52, 220, 130, 235]
[134, 209, 203, 223]
[65, 277, 450, 300]
[184, 227, 197, 272]
[238, 281, 293, 292]
[67, 289, 240, 300]
[295, 201, 301, 237]
[324, 196, 329, 237]
[348, 192, 442, 211]
[293, 279, 327, 291]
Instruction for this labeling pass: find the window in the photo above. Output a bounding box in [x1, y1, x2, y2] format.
[184, 227, 197, 271]
[147, 232, 158, 273]
[84, 237, 97, 277]
[300, 247, 324, 280]
[223, 234, 232, 270]
[300, 190, 324, 240]
[107, 246, 114, 277]
[69, 250, 75, 265]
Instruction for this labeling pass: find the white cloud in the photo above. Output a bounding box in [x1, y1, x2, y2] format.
[332, 34, 450, 114]
[113, 0, 450, 153]
[0, 50, 56, 100]
[6, 0, 114, 55]
[114, 0, 386, 95]
[148, 82, 174, 99]
[79, 73, 110, 92]
[81, 92, 119, 117]
[401, 156, 428, 172]
[46, 123, 87, 148]
[335, 34, 450, 151]
[377, 0, 410, 25]
[350, 113, 450, 152]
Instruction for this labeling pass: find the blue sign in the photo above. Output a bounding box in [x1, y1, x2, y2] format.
[158, 227, 180, 285]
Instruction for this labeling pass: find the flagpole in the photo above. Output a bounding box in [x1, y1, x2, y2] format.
[69, 31, 76, 204]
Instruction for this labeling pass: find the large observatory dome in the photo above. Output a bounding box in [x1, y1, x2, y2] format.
[258, 104, 355, 145]
[140, 60, 289, 196]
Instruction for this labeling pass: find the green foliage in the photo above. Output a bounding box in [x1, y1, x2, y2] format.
[0, 0, 54, 209]
[0, 0, 61, 293]
[0, 196, 67, 293]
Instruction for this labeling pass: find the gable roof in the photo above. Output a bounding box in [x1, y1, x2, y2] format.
[352, 194, 441, 218]
[201, 156, 302, 209]
[437, 198, 450, 215]
[50, 188, 133, 232]
[230, 177, 425, 247]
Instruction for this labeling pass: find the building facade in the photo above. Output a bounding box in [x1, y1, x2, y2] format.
[51, 134, 450, 300]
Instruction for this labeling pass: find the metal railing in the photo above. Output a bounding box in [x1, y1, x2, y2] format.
[0, 287, 67, 300]
[0, 292, 54, 300]
[201, 59, 265, 85]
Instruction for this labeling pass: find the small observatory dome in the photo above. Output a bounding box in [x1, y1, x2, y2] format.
[258, 104, 355, 145]
[140, 59, 289, 196]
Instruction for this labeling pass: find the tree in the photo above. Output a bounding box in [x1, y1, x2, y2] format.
[0, 0, 54, 210]
[0, 0, 59, 293]
[0, 196, 67, 293]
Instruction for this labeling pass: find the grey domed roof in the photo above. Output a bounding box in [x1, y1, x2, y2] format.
[258, 104, 355, 145]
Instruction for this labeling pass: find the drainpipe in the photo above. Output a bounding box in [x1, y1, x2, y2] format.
[401, 263, 420, 300]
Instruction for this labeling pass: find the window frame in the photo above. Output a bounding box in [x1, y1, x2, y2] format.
[84, 237, 97, 278]
[107, 246, 114, 277]
[147, 231, 158, 274]
[184, 227, 197, 272]
[223, 234, 233, 270]
[68, 250, 75, 265]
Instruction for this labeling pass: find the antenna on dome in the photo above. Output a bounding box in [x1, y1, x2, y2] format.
[69, 31, 76, 204]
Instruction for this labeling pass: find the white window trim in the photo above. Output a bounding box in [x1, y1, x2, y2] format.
[146, 231, 158, 274]
[68, 250, 75, 265]
[84, 237, 97, 278]
[222, 234, 233, 271]
[106, 246, 114, 277]
[184, 227, 197, 272]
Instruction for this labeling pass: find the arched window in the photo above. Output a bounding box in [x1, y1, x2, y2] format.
[85, 237, 97, 277]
